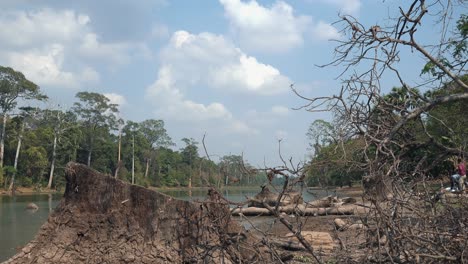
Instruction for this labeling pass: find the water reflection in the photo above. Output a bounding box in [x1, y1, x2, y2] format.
[0, 194, 61, 262]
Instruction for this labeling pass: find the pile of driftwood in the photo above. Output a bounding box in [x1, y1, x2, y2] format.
[232, 187, 367, 216]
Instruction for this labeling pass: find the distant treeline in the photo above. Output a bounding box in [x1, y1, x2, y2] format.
[0, 66, 266, 190]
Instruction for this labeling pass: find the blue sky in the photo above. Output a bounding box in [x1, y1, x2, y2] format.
[0, 0, 461, 166]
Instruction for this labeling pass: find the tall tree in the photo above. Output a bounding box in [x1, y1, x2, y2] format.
[42, 108, 77, 189]
[72, 92, 118, 167]
[296, 2, 468, 261]
[8, 107, 39, 190]
[181, 138, 198, 188]
[139, 119, 173, 179]
[0, 66, 47, 167]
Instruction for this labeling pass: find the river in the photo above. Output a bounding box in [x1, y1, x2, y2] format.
[0, 187, 336, 261]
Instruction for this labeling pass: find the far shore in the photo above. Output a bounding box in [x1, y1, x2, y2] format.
[0, 187, 61, 196]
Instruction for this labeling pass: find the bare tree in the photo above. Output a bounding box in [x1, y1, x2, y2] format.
[295, 0, 468, 262]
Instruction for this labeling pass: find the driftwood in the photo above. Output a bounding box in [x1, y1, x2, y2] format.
[5, 162, 275, 264]
[235, 195, 362, 216]
[232, 203, 367, 216]
[247, 186, 303, 207]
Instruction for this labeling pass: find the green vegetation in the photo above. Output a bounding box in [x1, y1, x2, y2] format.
[0, 67, 265, 191]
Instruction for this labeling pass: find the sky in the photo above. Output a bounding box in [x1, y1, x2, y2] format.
[0, 0, 459, 167]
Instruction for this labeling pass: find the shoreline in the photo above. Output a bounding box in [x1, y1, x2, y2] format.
[0, 187, 61, 196]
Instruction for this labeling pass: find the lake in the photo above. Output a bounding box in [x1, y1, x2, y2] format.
[0, 187, 337, 261]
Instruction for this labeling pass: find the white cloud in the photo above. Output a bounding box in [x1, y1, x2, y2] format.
[219, 0, 311, 53]
[146, 65, 255, 135]
[4, 44, 99, 88]
[157, 30, 291, 96]
[104, 93, 127, 107]
[147, 65, 233, 122]
[0, 8, 144, 88]
[312, 21, 342, 41]
[0, 9, 88, 49]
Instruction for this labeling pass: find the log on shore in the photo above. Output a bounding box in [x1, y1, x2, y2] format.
[247, 186, 303, 207]
[232, 204, 367, 216]
[6, 162, 275, 264]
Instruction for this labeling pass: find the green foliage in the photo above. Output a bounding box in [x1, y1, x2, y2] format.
[0, 66, 47, 113]
[307, 137, 365, 187]
[421, 15, 467, 78]
[0, 67, 266, 190]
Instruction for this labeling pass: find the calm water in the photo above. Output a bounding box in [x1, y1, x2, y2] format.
[0, 194, 62, 262]
[0, 187, 336, 261]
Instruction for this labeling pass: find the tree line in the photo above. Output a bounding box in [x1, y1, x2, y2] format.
[0, 66, 264, 191]
[304, 12, 468, 188]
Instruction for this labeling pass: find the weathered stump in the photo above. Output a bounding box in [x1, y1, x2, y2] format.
[5, 162, 273, 263]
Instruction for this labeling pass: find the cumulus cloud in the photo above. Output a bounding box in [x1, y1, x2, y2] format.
[104, 93, 127, 108]
[4, 44, 99, 88]
[146, 65, 253, 135]
[0, 8, 145, 88]
[147, 65, 233, 122]
[145, 30, 292, 134]
[219, 0, 311, 53]
[312, 21, 342, 41]
[157, 30, 291, 96]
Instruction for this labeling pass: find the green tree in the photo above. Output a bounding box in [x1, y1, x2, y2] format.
[41, 108, 78, 189]
[306, 119, 335, 157]
[72, 92, 118, 167]
[181, 138, 198, 187]
[139, 119, 173, 179]
[0, 66, 47, 168]
[8, 107, 39, 190]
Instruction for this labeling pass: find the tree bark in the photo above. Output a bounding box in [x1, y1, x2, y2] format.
[9, 122, 24, 191]
[145, 158, 150, 178]
[47, 134, 58, 189]
[0, 112, 7, 168]
[87, 149, 92, 167]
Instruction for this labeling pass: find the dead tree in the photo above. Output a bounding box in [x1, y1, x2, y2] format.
[295, 0, 468, 262]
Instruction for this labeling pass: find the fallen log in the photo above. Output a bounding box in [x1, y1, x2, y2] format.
[5, 162, 275, 264]
[232, 203, 368, 216]
[247, 186, 303, 207]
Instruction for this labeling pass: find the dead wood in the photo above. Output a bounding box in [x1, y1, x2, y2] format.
[247, 186, 303, 208]
[232, 203, 368, 216]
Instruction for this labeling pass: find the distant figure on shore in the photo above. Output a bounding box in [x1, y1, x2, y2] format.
[450, 157, 466, 192]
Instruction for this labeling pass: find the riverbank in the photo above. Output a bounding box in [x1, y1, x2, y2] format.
[0, 187, 60, 196]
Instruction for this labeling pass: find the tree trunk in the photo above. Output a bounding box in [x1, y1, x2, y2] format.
[132, 134, 135, 184]
[47, 134, 58, 189]
[9, 122, 24, 191]
[0, 112, 7, 168]
[114, 129, 122, 178]
[87, 149, 92, 167]
[145, 158, 150, 178]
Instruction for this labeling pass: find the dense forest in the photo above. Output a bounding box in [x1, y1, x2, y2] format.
[0, 66, 267, 190]
[306, 75, 468, 187]
[1, 65, 467, 191]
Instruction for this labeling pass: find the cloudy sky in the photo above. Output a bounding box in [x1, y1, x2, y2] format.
[0, 0, 449, 166]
